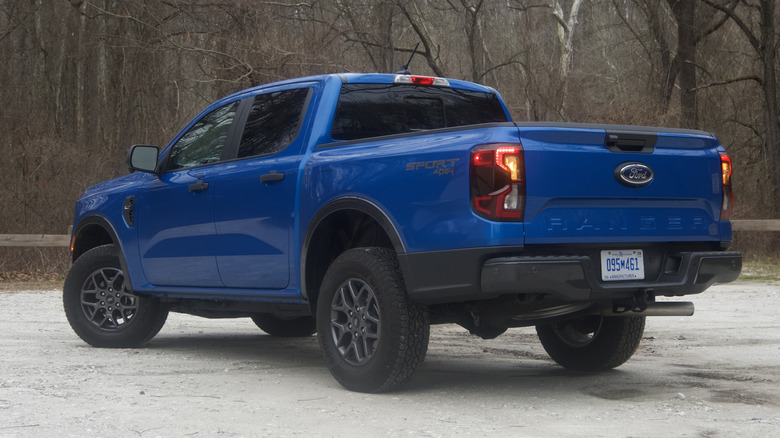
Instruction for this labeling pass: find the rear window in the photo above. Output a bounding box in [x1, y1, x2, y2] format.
[331, 84, 508, 141]
[238, 87, 310, 158]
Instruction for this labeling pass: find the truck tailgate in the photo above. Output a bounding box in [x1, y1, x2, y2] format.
[517, 123, 728, 245]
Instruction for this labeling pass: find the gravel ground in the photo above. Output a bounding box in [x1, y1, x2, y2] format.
[0, 280, 778, 437]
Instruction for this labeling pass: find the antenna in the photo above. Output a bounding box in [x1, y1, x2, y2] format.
[396, 42, 420, 75]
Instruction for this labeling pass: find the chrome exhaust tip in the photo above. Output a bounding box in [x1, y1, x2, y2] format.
[601, 301, 694, 317]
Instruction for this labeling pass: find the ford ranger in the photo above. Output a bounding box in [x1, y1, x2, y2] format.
[64, 73, 742, 392]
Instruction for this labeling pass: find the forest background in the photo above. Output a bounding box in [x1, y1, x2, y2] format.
[1, 0, 778, 277]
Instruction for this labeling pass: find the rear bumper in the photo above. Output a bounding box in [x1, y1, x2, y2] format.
[481, 251, 742, 301]
[398, 246, 741, 304]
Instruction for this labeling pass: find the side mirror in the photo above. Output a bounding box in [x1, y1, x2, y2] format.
[127, 144, 160, 173]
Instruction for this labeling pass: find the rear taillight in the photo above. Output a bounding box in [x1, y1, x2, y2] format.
[720, 152, 734, 221]
[470, 143, 525, 221]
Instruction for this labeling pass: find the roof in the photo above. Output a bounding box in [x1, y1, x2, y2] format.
[213, 73, 495, 107]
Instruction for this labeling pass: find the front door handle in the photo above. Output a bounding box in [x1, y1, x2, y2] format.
[260, 171, 285, 183]
[188, 182, 209, 192]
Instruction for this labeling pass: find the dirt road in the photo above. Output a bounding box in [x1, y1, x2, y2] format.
[1, 280, 778, 437]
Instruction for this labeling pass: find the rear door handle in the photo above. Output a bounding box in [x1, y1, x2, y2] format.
[260, 171, 284, 183]
[188, 182, 209, 192]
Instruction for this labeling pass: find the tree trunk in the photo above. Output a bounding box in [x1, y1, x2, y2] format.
[556, 0, 583, 81]
[760, 0, 780, 217]
[647, 0, 675, 111]
[672, 0, 697, 127]
[75, 1, 87, 144]
[698, 0, 780, 218]
[554, 0, 584, 119]
[378, 2, 395, 73]
[465, 0, 485, 83]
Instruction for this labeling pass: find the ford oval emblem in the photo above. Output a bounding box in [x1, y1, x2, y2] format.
[615, 162, 654, 187]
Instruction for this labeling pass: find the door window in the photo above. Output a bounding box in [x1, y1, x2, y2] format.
[237, 88, 310, 158]
[168, 101, 240, 171]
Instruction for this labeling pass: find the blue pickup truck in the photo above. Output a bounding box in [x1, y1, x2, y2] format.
[64, 73, 742, 392]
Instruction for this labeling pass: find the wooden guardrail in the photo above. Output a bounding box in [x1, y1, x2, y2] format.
[0, 226, 72, 248]
[0, 220, 778, 248]
[731, 219, 780, 231]
[0, 233, 71, 247]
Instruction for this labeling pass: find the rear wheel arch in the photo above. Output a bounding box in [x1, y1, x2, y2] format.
[302, 198, 406, 308]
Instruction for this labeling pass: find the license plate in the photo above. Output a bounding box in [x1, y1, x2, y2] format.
[600, 250, 644, 281]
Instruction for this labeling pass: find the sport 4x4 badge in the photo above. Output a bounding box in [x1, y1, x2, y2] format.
[405, 158, 460, 176]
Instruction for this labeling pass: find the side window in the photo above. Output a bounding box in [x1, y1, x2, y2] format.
[168, 101, 239, 171]
[238, 88, 310, 158]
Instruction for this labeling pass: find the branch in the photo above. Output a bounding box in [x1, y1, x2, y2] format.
[83, 0, 255, 83]
[342, 38, 433, 57]
[551, 3, 569, 33]
[160, 1, 315, 9]
[730, 117, 762, 139]
[396, 2, 446, 77]
[691, 75, 762, 91]
[699, 0, 760, 51]
[611, 0, 652, 66]
[476, 58, 526, 83]
[740, 0, 763, 12]
[508, 2, 551, 13]
[695, 0, 738, 44]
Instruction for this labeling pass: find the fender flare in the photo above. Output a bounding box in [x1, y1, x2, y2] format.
[300, 197, 406, 299]
[72, 215, 135, 291]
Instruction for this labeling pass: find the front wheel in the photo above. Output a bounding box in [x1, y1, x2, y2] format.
[536, 315, 645, 371]
[317, 248, 429, 393]
[63, 245, 168, 348]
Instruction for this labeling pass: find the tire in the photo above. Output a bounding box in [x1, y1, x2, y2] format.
[536, 315, 645, 371]
[63, 244, 168, 348]
[251, 314, 317, 337]
[316, 248, 429, 393]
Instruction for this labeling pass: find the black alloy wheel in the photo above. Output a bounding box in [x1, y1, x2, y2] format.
[63, 245, 168, 348]
[317, 247, 429, 393]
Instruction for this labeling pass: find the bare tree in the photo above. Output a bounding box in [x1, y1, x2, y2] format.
[699, 0, 780, 217]
[2, 0, 779, 275]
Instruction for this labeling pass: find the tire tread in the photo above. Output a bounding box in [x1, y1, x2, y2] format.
[536, 315, 645, 372]
[317, 247, 429, 392]
[63, 244, 168, 348]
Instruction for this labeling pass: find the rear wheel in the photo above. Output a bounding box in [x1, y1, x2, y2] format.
[317, 248, 429, 393]
[251, 314, 316, 337]
[63, 245, 168, 348]
[536, 315, 645, 371]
